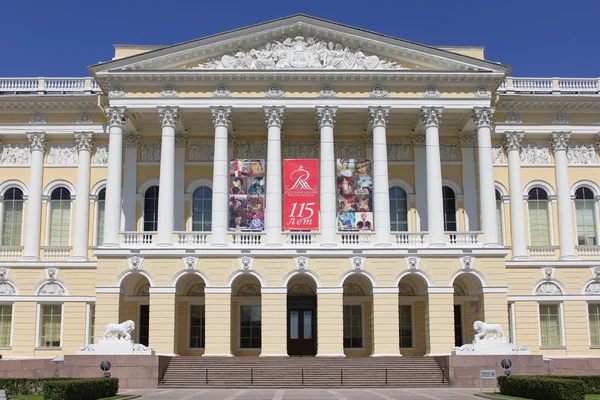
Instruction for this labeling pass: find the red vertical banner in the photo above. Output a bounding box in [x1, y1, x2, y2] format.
[283, 159, 320, 230]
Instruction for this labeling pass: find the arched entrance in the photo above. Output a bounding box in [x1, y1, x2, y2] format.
[398, 274, 428, 356]
[287, 275, 317, 356]
[119, 274, 151, 346]
[342, 274, 373, 357]
[175, 273, 206, 356]
[452, 273, 483, 347]
[231, 274, 262, 356]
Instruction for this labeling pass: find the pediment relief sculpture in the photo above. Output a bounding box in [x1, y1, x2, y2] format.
[185, 36, 409, 71]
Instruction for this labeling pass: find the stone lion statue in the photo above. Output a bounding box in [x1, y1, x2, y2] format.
[103, 320, 135, 341]
[473, 320, 504, 341]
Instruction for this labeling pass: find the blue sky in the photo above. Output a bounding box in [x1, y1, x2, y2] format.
[1, 0, 598, 77]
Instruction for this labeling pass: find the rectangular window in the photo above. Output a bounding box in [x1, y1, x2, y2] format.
[240, 305, 261, 349]
[496, 201, 504, 245]
[96, 201, 105, 245]
[189, 305, 205, 348]
[576, 201, 596, 245]
[87, 304, 95, 345]
[0, 304, 12, 347]
[528, 201, 550, 246]
[589, 304, 600, 346]
[39, 304, 62, 347]
[49, 201, 70, 246]
[139, 305, 150, 347]
[399, 305, 413, 348]
[1, 201, 23, 246]
[539, 304, 562, 347]
[343, 305, 363, 348]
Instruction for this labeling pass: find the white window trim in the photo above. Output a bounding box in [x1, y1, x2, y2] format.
[572, 193, 600, 246]
[85, 303, 95, 346]
[343, 301, 366, 350]
[139, 184, 160, 232]
[587, 301, 600, 347]
[537, 301, 565, 348]
[0, 196, 25, 247]
[137, 303, 151, 345]
[526, 193, 555, 247]
[188, 185, 213, 232]
[398, 303, 416, 349]
[36, 303, 64, 349]
[91, 187, 106, 247]
[44, 192, 74, 247]
[237, 297, 261, 351]
[509, 302, 516, 344]
[188, 302, 206, 350]
[0, 302, 14, 348]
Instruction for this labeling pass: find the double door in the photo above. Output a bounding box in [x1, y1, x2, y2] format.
[287, 296, 316, 356]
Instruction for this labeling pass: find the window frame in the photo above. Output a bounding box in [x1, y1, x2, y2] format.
[85, 303, 95, 346]
[0, 303, 14, 348]
[442, 185, 458, 232]
[191, 186, 213, 233]
[343, 304, 364, 349]
[398, 304, 415, 349]
[188, 304, 206, 349]
[527, 187, 554, 246]
[45, 187, 73, 247]
[588, 302, 600, 348]
[142, 186, 160, 232]
[574, 187, 598, 246]
[389, 186, 409, 232]
[93, 188, 106, 246]
[238, 304, 261, 350]
[495, 189, 507, 246]
[36, 303, 64, 348]
[0, 187, 25, 246]
[537, 302, 565, 348]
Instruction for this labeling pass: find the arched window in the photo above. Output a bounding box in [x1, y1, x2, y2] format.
[528, 188, 550, 246]
[48, 187, 71, 246]
[96, 189, 106, 245]
[443, 186, 457, 232]
[1, 188, 24, 246]
[389, 187, 408, 232]
[192, 187, 212, 232]
[496, 190, 504, 245]
[575, 187, 597, 245]
[143, 186, 159, 232]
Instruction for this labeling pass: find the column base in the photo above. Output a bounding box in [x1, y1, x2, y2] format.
[20, 256, 40, 262]
[69, 256, 88, 262]
[259, 353, 289, 357]
[316, 353, 346, 357]
[202, 353, 234, 357]
[370, 353, 402, 357]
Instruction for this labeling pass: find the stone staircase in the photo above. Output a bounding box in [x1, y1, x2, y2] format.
[160, 357, 448, 388]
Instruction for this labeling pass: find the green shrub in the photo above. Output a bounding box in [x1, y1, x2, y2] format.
[498, 376, 585, 400]
[0, 378, 71, 395]
[559, 376, 600, 394]
[44, 378, 119, 400]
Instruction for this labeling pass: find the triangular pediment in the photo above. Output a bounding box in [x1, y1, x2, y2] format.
[90, 14, 508, 75]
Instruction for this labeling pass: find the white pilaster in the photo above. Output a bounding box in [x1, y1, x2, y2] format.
[22, 132, 47, 260]
[369, 106, 391, 246]
[504, 132, 528, 259]
[103, 107, 127, 247]
[174, 133, 187, 232]
[122, 134, 139, 231]
[551, 132, 577, 259]
[459, 133, 478, 231]
[156, 107, 179, 246]
[411, 133, 427, 231]
[71, 132, 94, 260]
[210, 106, 232, 247]
[421, 107, 445, 246]
[473, 107, 499, 246]
[264, 106, 285, 246]
[316, 106, 337, 247]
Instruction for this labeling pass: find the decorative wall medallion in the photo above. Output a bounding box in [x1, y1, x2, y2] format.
[492, 145, 507, 165]
[505, 112, 522, 124]
[474, 87, 492, 98]
[369, 85, 389, 98]
[293, 256, 309, 271]
[405, 256, 420, 270]
[238, 256, 254, 271]
[236, 140, 267, 159]
[0, 268, 7, 280]
[0, 143, 31, 165]
[585, 282, 600, 295]
[520, 143, 551, 165]
[334, 141, 362, 159]
[0, 282, 16, 296]
[460, 255, 474, 269]
[140, 141, 161, 162]
[76, 112, 93, 124]
[535, 282, 562, 295]
[265, 85, 285, 98]
[387, 141, 412, 162]
[189, 140, 214, 161]
[183, 257, 198, 270]
[318, 85, 336, 98]
[186, 283, 205, 296]
[283, 140, 316, 159]
[93, 144, 109, 165]
[567, 144, 597, 165]
[399, 283, 416, 296]
[343, 283, 366, 296]
[542, 267, 554, 280]
[552, 113, 569, 124]
[213, 85, 231, 98]
[349, 256, 366, 270]
[592, 267, 600, 279]
[46, 268, 58, 281]
[423, 86, 441, 98]
[237, 283, 261, 296]
[440, 141, 458, 162]
[108, 86, 125, 98]
[128, 256, 144, 271]
[160, 85, 178, 98]
[39, 282, 65, 296]
[47, 144, 77, 165]
[29, 113, 47, 124]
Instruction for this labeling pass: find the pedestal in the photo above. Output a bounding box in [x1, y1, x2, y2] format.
[76, 339, 155, 355]
[452, 338, 531, 355]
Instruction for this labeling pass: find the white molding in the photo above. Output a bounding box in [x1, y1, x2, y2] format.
[204, 287, 232, 294]
[261, 287, 287, 294]
[495, 125, 600, 135]
[317, 287, 344, 294]
[426, 287, 454, 294]
[148, 287, 177, 294]
[0, 180, 29, 197]
[95, 287, 123, 294]
[9, 296, 95, 302]
[481, 287, 509, 293]
[0, 125, 106, 135]
[372, 287, 399, 294]
[509, 295, 600, 301]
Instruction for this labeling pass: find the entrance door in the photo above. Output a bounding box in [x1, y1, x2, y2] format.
[139, 305, 150, 346]
[287, 296, 316, 356]
[453, 304, 463, 347]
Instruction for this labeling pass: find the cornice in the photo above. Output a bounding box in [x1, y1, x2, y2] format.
[496, 95, 600, 111]
[0, 96, 102, 112]
[494, 124, 600, 136]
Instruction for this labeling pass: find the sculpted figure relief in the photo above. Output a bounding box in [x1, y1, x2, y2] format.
[473, 321, 505, 341]
[187, 36, 408, 70]
[103, 320, 135, 341]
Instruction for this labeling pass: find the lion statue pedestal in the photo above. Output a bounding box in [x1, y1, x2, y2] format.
[451, 320, 531, 355]
[76, 320, 155, 355]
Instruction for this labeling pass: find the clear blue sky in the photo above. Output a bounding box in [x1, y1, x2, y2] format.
[1, 0, 598, 77]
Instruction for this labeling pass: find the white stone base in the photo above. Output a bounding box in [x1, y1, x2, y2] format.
[452, 339, 531, 355]
[76, 339, 155, 355]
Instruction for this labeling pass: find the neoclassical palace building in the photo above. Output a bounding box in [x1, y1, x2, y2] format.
[0, 14, 599, 359]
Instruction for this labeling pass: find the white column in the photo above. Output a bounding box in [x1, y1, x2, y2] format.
[264, 106, 285, 246]
[103, 107, 127, 247]
[421, 107, 445, 246]
[411, 133, 427, 231]
[459, 133, 478, 231]
[316, 106, 337, 247]
[369, 106, 391, 246]
[210, 106, 232, 247]
[551, 132, 576, 259]
[71, 132, 94, 260]
[174, 133, 187, 231]
[473, 107, 499, 246]
[22, 132, 47, 260]
[122, 134, 139, 231]
[156, 107, 179, 246]
[504, 132, 528, 259]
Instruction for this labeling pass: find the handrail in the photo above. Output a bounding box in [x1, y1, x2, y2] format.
[0, 77, 101, 94]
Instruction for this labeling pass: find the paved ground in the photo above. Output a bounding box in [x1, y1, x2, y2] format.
[119, 388, 481, 400]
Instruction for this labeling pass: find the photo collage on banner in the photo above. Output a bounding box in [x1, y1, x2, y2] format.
[336, 158, 374, 231]
[229, 159, 266, 231]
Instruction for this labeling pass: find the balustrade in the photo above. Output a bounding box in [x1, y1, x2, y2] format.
[528, 246, 559, 259]
[41, 246, 72, 260]
[395, 232, 427, 246]
[176, 232, 209, 246]
[339, 232, 372, 246]
[285, 232, 318, 246]
[230, 231, 264, 246]
[0, 77, 100, 94]
[121, 232, 156, 246]
[0, 246, 23, 260]
[445, 231, 481, 246]
[576, 245, 600, 259]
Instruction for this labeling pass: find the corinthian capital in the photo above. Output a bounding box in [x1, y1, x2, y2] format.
[458, 132, 476, 148]
[503, 131, 524, 152]
[74, 132, 95, 152]
[420, 107, 443, 128]
[106, 107, 127, 127]
[175, 133, 188, 148]
[26, 132, 47, 152]
[158, 106, 180, 128]
[263, 106, 285, 128]
[596, 133, 600, 153]
[369, 106, 390, 128]
[316, 106, 337, 129]
[411, 132, 426, 147]
[123, 133, 140, 148]
[472, 107, 494, 128]
[550, 131, 571, 152]
[211, 106, 232, 128]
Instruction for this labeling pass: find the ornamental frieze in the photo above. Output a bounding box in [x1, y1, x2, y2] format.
[284, 140, 316, 159]
[440, 141, 458, 162]
[520, 142, 551, 165]
[0, 143, 31, 165]
[491, 145, 507, 165]
[93, 144, 109, 165]
[188, 140, 214, 162]
[567, 144, 597, 165]
[47, 143, 77, 165]
[140, 141, 161, 162]
[387, 141, 412, 162]
[334, 141, 361, 159]
[236, 140, 267, 159]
